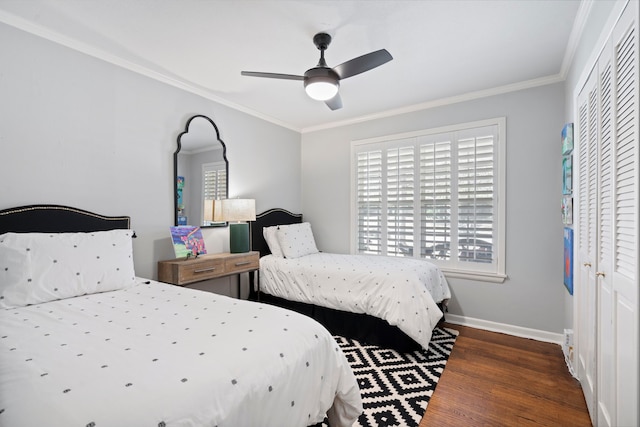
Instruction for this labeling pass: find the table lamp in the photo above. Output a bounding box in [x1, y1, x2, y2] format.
[212, 199, 256, 253]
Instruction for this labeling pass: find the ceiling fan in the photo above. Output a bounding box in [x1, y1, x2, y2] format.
[241, 32, 392, 110]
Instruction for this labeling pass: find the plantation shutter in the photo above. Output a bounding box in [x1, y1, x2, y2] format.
[457, 126, 496, 264]
[419, 136, 452, 260]
[202, 162, 227, 225]
[356, 149, 383, 254]
[203, 163, 227, 201]
[386, 143, 415, 256]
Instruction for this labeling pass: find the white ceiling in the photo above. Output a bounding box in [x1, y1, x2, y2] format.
[0, 0, 584, 132]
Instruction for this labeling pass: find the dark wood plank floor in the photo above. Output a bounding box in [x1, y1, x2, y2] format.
[421, 324, 592, 427]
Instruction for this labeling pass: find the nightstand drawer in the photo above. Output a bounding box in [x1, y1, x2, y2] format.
[179, 258, 225, 284]
[225, 253, 259, 274]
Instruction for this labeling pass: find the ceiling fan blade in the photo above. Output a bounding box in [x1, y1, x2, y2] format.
[241, 71, 304, 81]
[332, 49, 393, 80]
[325, 93, 343, 110]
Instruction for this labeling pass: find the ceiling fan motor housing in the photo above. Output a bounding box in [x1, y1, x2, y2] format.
[313, 32, 332, 50]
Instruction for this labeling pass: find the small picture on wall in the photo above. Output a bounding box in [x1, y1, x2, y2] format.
[562, 196, 573, 225]
[562, 155, 573, 195]
[564, 227, 574, 295]
[562, 123, 574, 155]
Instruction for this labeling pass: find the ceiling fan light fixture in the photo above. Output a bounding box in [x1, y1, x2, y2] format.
[240, 32, 392, 110]
[304, 77, 339, 101]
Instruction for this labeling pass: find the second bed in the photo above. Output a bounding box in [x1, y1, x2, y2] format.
[250, 208, 451, 352]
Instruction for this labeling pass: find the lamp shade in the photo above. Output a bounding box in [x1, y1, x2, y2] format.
[212, 199, 256, 222]
[203, 199, 215, 223]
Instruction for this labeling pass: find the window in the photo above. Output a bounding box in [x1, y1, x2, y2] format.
[202, 161, 227, 226]
[351, 118, 506, 282]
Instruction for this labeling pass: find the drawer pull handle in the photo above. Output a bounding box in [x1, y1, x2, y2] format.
[235, 261, 251, 266]
[194, 267, 217, 273]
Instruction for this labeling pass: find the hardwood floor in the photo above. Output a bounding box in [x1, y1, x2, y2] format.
[421, 324, 592, 427]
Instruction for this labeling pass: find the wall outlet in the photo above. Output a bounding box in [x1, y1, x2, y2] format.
[563, 328, 577, 378]
[563, 328, 574, 359]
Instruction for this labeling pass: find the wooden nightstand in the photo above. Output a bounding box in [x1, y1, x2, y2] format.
[157, 251, 259, 298]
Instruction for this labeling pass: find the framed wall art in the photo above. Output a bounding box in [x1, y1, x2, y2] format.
[562, 196, 573, 225]
[562, 155, 573, 195]
[562, 123, 574, 155]
[564, 227, 574, 295]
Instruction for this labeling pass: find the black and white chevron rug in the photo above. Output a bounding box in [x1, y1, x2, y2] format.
[334, 327, 458, 427]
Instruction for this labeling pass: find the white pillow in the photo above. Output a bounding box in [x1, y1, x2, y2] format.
[0, 230, 136, 308]
[276, 222, 319, 259]
[263, 226, 284, 258]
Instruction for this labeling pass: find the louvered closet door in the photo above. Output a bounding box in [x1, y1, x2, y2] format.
[576, 2, 638, 426]
[576, 68, 599, 422]
[596, 36, 615, 427]
[608, 4, 638, 425]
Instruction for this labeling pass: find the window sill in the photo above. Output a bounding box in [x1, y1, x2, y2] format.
[440, 268, 507, 283]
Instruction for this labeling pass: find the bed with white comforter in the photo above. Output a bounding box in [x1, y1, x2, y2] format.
[0, 279, 361, 427]
[260, 252, 451, 350]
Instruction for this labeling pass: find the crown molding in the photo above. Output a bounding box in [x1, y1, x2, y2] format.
[0, 7, 580, 136]
[301, 74, 564, 133]
[0, 10, 300, 132]
[560, 0, 594, 79]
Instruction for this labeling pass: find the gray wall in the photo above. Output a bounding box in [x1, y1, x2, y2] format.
[0, 22, 302, 287]
[302, 83, 567, 334]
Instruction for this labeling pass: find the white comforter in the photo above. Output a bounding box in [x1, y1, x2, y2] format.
[0, 279, 362, 427]
[260, 253, 452, 350]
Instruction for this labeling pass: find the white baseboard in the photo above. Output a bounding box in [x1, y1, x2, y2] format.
[445, 313, 564, 345]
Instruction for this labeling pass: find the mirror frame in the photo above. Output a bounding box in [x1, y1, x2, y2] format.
[174, 114, 229, 228]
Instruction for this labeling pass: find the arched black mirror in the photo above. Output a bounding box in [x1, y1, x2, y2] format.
[174, 115, 228, 227]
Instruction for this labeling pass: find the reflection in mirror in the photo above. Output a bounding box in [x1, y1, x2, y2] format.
[174, 115, 228, 227]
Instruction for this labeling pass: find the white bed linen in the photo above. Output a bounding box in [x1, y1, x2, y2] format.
[260, 253, 451, 349]
[0, 279, 362, 427]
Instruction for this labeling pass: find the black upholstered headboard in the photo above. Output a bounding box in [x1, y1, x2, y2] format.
[250, 208, 302, 257]
[0, 205, 131, 234]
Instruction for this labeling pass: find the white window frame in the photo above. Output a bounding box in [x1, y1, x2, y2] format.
[350, 118, 507, 283]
